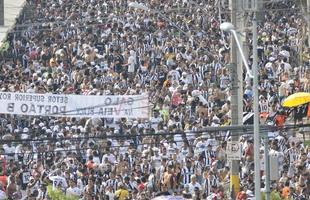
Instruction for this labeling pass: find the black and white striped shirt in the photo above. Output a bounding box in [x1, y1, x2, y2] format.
[181, 166, 194, 185]
[202, 150, 215, 167]
[286, 147, 298, 164]
[106, 179, 118, 193]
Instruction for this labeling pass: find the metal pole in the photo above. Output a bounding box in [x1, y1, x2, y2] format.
[264, 135, 271, 200]
[253, 8, 261, 200]
[0, 0, 4, 26]
[230, 30, 253, 78]
[229, 0, 240, 198]
[236, 0, 245, 119]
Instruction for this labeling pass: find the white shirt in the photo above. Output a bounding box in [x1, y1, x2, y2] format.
[206, 139, 218, 151]
[195, 141, 207, 154]
[128, 54, 136, 73]
[77, 178, 84, 190]
[188, 182, 201, 193]
[148, 173, 156, 188]
[180, 75, 192, 84]
[14, 144, 23, 161]
[105, 191, 115, 200]
[93, 156, 101, 165]
[168, 70, 180, 82]
[66, 186, 82, 197]
[102, 153, 116, 164]
[0, 190, 6, 200]
[283, 62, 292, 74]
[151, 155, 162, 169]
[174, 134, 183, 149]
[118, 143, 129, 156]
[3, 145, 15, 160]
[277, 151, 284, 171]
[278, 82, 288, 97]
[259, 100, 269, 113]
[150, 116, 163, 130]
[49, 175, 68, 190]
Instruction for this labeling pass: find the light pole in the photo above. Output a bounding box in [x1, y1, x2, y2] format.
[220, 23, 253, 78]
[220, 21, 260, 200]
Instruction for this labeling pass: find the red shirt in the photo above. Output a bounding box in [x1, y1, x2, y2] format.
[275, 114, 286, 127]
[0, 175, 7, 190]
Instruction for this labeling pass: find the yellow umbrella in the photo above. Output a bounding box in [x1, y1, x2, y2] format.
[282, 92, 310, 108]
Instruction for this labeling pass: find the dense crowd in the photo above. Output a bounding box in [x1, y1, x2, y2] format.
[0, 0, 309, 199]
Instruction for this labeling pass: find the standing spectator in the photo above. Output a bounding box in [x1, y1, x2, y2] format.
[114, 182, 129, 200]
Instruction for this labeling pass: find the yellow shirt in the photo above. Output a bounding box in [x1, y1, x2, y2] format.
[114, 189, 129, 200]
[160, 109, 169, 122]
[165, 52, 175, 60]
[302, 52, 310, 62]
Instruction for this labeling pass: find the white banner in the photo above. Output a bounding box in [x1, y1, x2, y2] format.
[0, 92, 149, 118]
